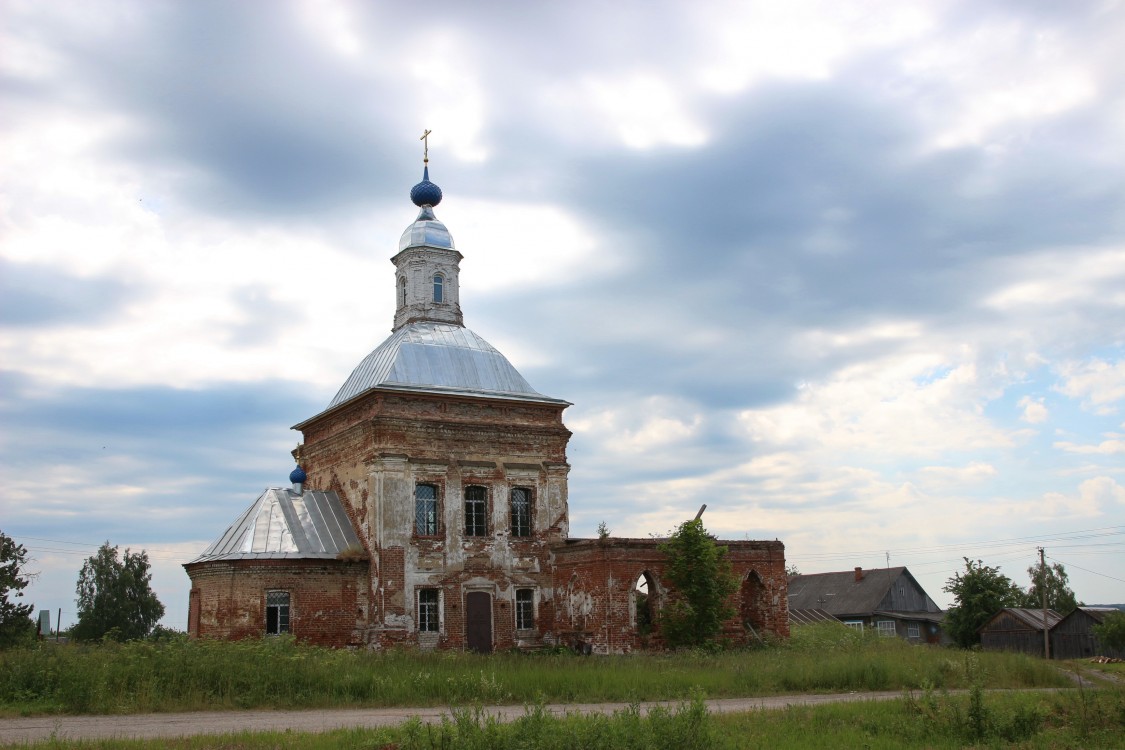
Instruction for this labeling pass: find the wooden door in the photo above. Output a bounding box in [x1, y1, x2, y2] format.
[465, 592, 493, 653]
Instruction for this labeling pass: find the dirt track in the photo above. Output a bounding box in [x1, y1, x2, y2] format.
[0, 691, 916, 744]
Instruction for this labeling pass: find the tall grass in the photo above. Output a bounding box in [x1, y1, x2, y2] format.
[0, 624, 1068, 716]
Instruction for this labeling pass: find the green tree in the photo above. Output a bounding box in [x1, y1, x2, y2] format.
[73, 542, 164, 642]
[943, 557, 1024, 648]
[1092, 610, 1125, 651]
[658, 519, 738, 648]
[0, 530, 36, 647]
[1022, 560, 1080, 615]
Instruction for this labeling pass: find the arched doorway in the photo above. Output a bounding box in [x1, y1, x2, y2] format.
[741, 571, 765, 636]
[634, 571, 656, 638]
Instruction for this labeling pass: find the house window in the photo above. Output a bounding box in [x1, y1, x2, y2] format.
[844, 621, 863, 632]
[878, 620, 896, 637]
[510, 487, 532, 537]
[266, 591, 290, 635]
[465, 485, 488, 536]
[415, 484, 439, 536]
[515, 588, 534, 630]
[907, 623, 921, 639]
[433, 274, 444, 303]
[418, 589, 440, 632]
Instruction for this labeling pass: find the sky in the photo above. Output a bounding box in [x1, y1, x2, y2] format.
[2, 0, 1124, 631]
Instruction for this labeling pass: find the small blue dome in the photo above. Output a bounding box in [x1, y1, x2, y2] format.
[289, 466, 307, 484]
[410, 165, 443, 207]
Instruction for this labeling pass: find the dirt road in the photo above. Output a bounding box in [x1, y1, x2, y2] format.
[0, 691, 914, 744]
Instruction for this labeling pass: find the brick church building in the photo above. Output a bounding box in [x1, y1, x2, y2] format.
[184, 152, 789, 652]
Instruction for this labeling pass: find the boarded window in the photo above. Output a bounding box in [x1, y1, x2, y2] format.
[266, 591, 290, 635]
[433, 274, 444, 303]
[418, 589, 440, 632]
[416, 484, 438, 536]
[510, 487, 532, 537]
[515, 588, 534, 630]
[878, 620, 896, 637]
[465, 485, 488, 536]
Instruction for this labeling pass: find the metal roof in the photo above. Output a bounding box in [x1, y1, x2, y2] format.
[789, 608, 839, 626]
[787, 567, 939, 617]
[980, 607, 1064, 632]
[328, 321, 567, 408]
[188, 488, 361, 564]
[399, 205, 455, 252]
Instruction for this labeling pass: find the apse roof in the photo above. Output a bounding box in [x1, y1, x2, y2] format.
[326, 321, 568, 408]
[188, 488, 361, 563]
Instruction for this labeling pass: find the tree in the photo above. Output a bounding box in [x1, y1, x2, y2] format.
[943, 557, 1025, 648]
[73, 542, 164, 642]
[1092, 610, 1125, 651]
[0, 530, 36, 647]
[1022, 560, 1080, 615]
[658, 519, 738, 648]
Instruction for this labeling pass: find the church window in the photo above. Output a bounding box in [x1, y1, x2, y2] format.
[415, 483, 439, 536]
[399, 276, 407, 307]
[510, 487, 532, 537]
[418, 588, 440, 632]
[433, 273, 444, 303]
[266, 590, 290, 635]
[515, 588, 534, 630]
[464, 485, 488, 536]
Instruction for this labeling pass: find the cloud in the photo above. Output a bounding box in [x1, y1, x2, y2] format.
[1056, 357, 1125, 415]
[1018, 396, 1049, 424]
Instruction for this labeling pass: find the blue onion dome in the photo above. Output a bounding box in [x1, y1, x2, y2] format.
[410, 165, 443, 207]
[289, 465, 307, 484]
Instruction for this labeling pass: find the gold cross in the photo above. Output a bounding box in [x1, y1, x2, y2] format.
[420, 129, 432, 163]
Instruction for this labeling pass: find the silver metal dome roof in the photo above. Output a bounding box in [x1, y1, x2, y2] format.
[328, 321, 566, 407]
[399, 206, 455, 252]
[188, 488, 361, 563]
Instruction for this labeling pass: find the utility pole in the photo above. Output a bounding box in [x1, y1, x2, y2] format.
[1039, 547, 1050, 660]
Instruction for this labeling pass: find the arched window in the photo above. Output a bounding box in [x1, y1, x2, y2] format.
[464, 485, 487, 536]
[432, 273, 444, 303]
[399, 276, 407, 307]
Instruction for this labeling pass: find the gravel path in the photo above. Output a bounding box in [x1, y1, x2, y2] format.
[0, 692, 915, 744]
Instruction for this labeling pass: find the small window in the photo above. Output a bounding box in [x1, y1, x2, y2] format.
[844, 621, 863, 632]
[510, 487, 532, 537]
[415, 484, 439, 536]
[465, 485, 488, 536]
[418, 589, 440, 632]
[432, 274, 444, 303]
[515, 588, 534, 630]
[907, 623, 921, 639]
[878, 620, 896, 637]
[266, 591, 290, 635]
[399, 276, 407, 306]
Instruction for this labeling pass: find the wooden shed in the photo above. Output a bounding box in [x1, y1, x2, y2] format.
[978, 608, 1062, 657]
[1051, 607, 1125, 660]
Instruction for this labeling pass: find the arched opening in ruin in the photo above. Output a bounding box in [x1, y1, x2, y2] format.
[741, 570, 766, 636]
[634, 570, 657, 637]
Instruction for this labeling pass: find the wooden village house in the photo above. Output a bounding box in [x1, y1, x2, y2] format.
[183, 156, 790, 653]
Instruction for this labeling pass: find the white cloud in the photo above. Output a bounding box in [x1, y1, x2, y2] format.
[1056, 357, 1125, 415]
[1053, 438, 1125, 456]
[1018, 396, 1048, 424]
[1039, 476, 1125, 519]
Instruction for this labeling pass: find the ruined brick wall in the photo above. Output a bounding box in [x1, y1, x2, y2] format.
[184, 558, 369, 647]
[295, 388, 571, 650]
[551, 538, 789, 653]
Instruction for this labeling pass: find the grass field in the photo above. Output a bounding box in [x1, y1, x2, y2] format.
[0, 624, 1074, 716]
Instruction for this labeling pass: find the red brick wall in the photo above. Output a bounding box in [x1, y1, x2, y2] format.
[184, 558, 369, 648]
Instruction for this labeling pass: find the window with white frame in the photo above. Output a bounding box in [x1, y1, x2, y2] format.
[415, 483, 439, 536]
[907, 623, 921, 639]
[266, 590, 290, 635]
[515, 588, 534, 630]
[510, 487, 532, 537]
[418, 588, 440, 633]
[844, 621, 863, 632]
[878, 620, 896, 637]
[432, 273, 444, 303]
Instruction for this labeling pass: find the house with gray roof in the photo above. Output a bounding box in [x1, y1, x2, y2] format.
[787, 566, 945, 643]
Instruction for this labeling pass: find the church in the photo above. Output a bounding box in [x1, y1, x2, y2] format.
[184, 146, 790, 652]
